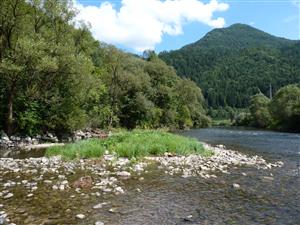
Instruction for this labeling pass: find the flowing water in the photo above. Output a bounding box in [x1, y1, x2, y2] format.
[97, 127, 300, 225]
[1, 127, 300, 225]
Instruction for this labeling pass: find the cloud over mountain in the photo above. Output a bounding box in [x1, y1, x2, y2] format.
[75, 0, 229, 52]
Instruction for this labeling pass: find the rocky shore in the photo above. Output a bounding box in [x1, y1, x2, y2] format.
[0, 144, 283, 224]
[0, 129, 109, 150]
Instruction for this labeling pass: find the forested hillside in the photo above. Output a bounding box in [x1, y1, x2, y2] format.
[159, 24, 300, 109]
[0, 0, 210, 136]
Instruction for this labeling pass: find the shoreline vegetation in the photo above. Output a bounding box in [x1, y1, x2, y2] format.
[232, 84, 300, 132]
[210, 84, 300, 133]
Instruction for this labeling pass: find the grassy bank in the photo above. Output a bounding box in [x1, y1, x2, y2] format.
[46, 130, 213, 160]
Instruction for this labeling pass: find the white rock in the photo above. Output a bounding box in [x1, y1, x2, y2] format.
[3, 193, 13, 199]
[115, 187, 124, 194]
[95, 222, 104, 225]
[44, 180, 52, 184]
[93, 202, 109, 209]
[76, 214, 85, 219]
[232, 183, 240, 189]
[116, 171, 131, 177]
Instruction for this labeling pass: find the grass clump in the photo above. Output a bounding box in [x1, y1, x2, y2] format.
[46, 130, 213, 160]
[46, 139, 106, 160]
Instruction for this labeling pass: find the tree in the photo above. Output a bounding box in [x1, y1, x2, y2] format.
[249, 93, 272, 128]
[270, 84, 300, 131]
[0, 0, 98, 134]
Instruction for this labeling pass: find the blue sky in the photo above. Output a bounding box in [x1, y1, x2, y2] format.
[76, 0, 300, 53]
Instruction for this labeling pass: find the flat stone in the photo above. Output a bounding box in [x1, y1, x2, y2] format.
[262, 176, 274, 181]
[95, 221, 104, 225]
[75, 214, 85, 219]
[116, 171, 131, 177]
[93, 204, 104, 209]
[93, 202, 109, 209]
[3, 193, 13, 199]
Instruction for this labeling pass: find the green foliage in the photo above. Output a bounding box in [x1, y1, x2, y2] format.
[233, 112, 252, 127]
[234, 84, 300, 131]
[270, 84, 300, 131]
[46, 139, 106, 160]
[0, 0, 210, 135]
[46, 130, 213, 160]
[249, 93, 272, 128]
[159, 24, 300, 109]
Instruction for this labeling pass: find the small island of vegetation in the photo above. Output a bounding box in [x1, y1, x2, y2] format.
[46, 130, 212, 160]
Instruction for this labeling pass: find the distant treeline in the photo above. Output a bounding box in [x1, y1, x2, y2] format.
[234, 84, 300, 132]
[0, 0, 210, 136]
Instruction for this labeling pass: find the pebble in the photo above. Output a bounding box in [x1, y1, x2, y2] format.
[43, 180, 52, 184]
[232, 183, 240, 190]
[95, 221, 104, 225]
[76, 214, 86, 219]
[115, 187, 124, 194]
[93, 204, 103, 209]
[262, 176, 274, 181]
[116, 171, 131, 177]
[3, 193, 13, 199]
[93, 202, 109, 209]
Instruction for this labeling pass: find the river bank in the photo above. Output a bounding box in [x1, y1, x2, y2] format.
[0, 129, 109, 151]
[0, 142, 283, 225]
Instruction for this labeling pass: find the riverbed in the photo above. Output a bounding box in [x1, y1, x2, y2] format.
[1, 127, 299, 225]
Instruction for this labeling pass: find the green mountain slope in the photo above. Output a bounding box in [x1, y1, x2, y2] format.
[159, 24, 300, 108]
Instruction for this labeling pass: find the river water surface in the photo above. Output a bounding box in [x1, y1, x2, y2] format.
[89, 127, 300, 224]
[1, 127, 300, 225]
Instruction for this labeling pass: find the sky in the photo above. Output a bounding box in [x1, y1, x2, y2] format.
[75, 0, 300, 53]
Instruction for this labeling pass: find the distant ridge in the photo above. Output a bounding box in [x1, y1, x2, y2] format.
[159, 24, 300, 108]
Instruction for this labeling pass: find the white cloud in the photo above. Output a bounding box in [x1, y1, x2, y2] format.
[75, 0, 229, 52]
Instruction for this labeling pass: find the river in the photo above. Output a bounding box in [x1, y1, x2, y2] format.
[101, 127, 300, 225]
[1, 127, 300, 225]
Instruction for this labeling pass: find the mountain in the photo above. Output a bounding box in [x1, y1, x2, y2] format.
[159, 24, 300, 108]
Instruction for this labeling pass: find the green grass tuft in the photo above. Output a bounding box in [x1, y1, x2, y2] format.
[46, 130, 213, 160]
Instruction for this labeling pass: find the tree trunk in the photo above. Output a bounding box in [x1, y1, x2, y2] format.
[7, 88, 14, 135]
